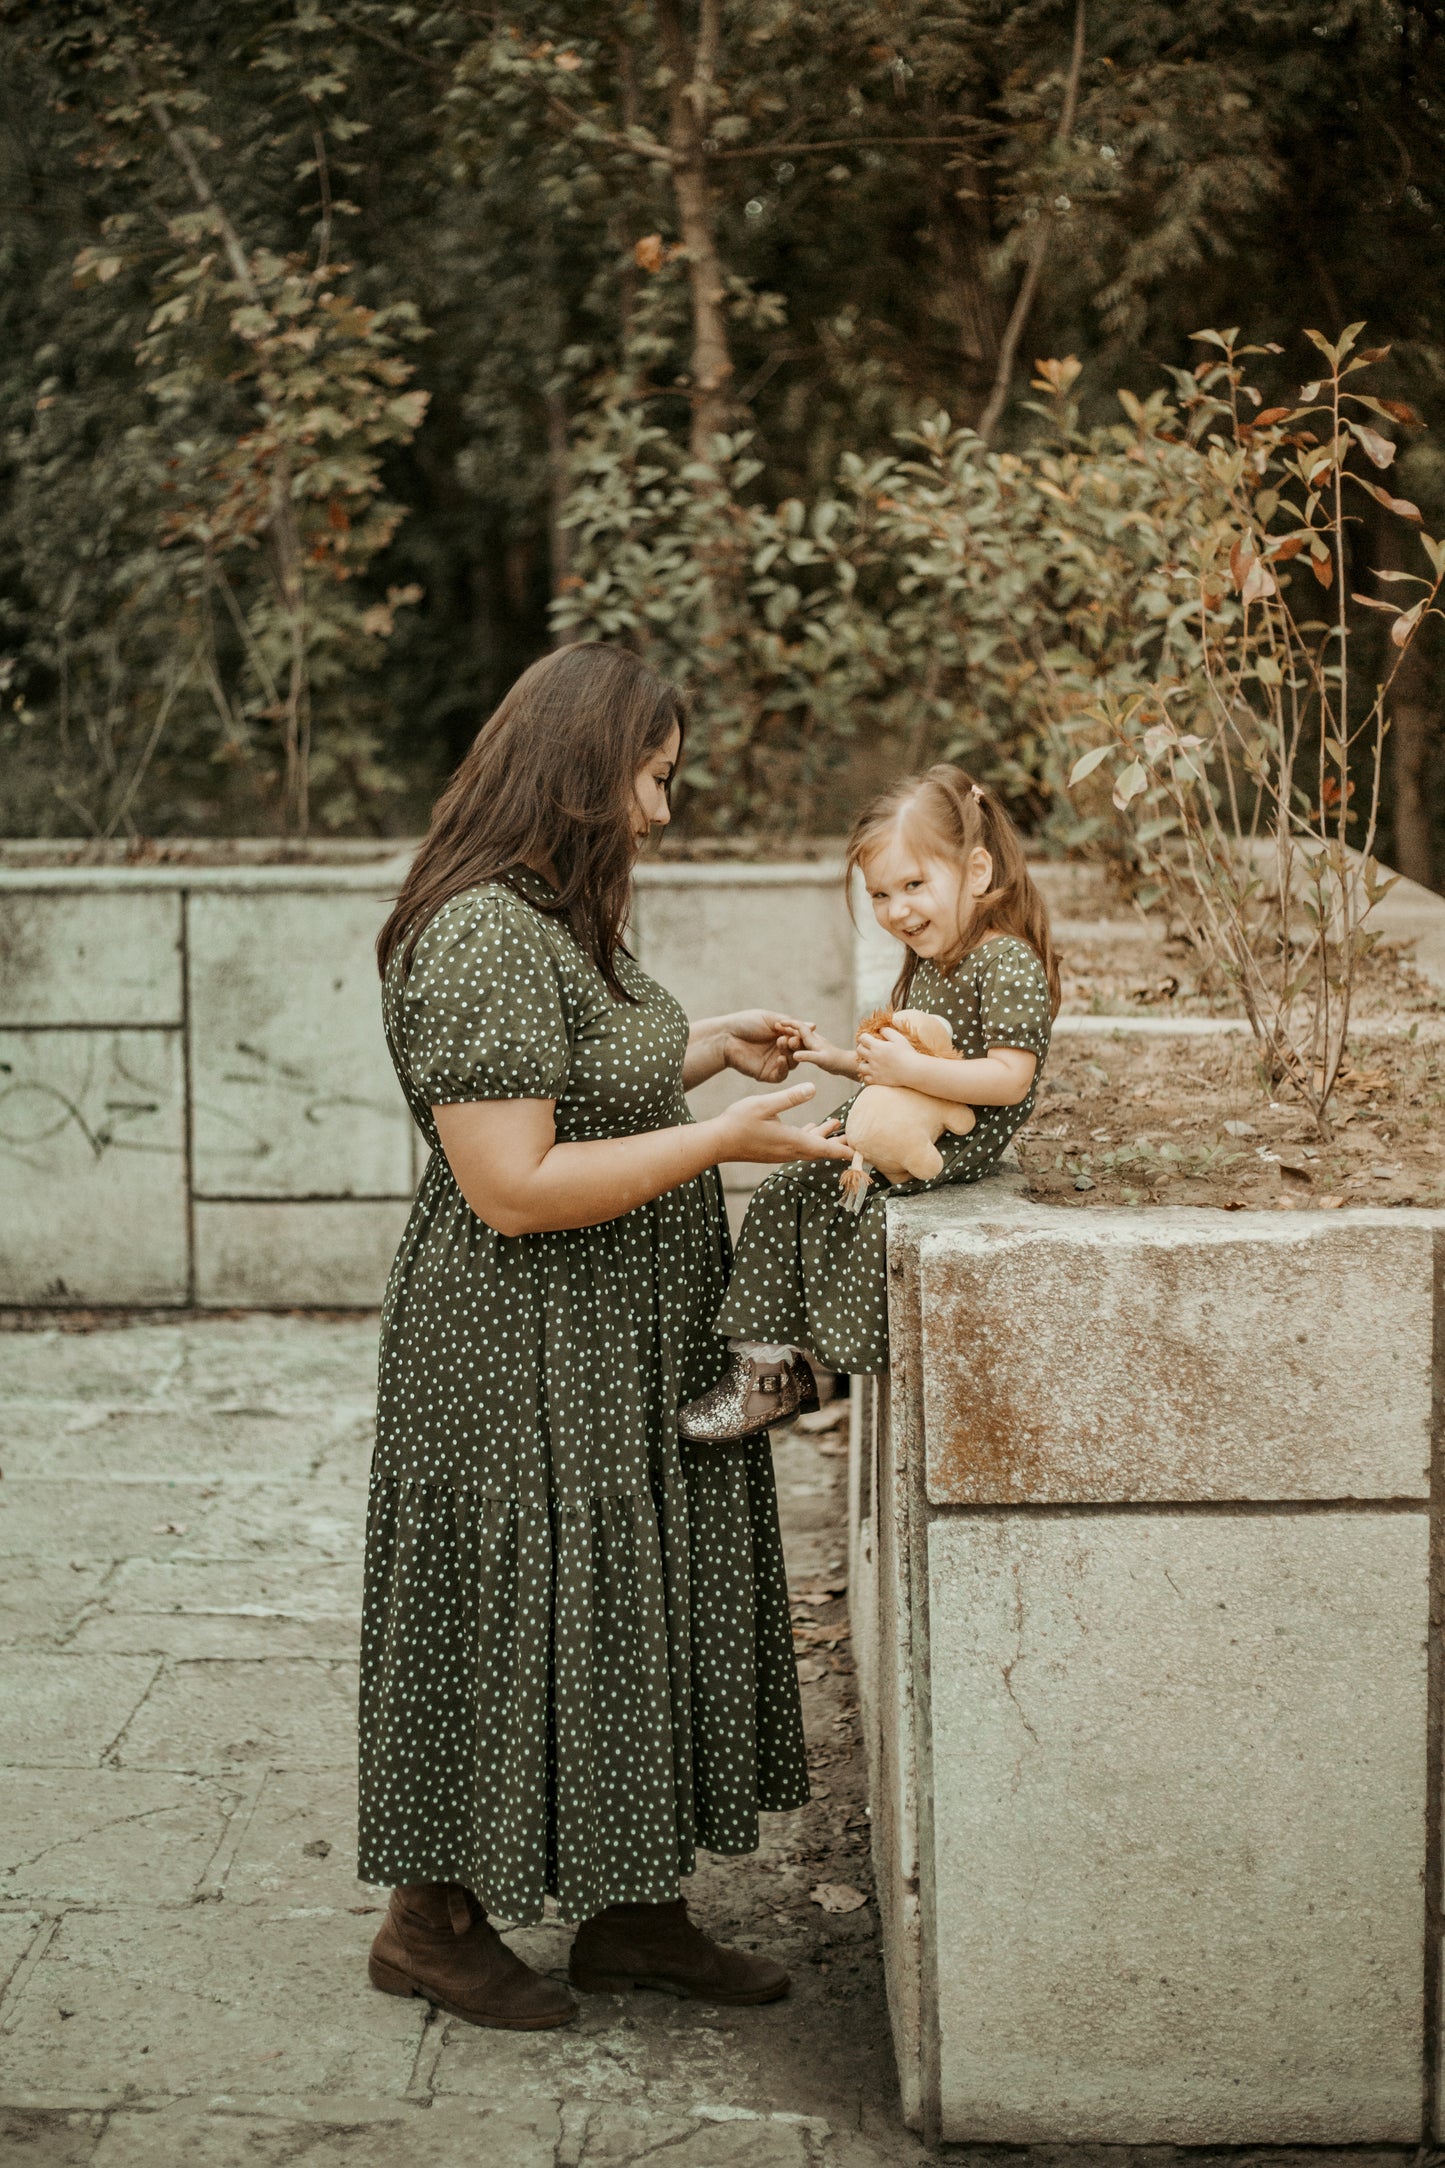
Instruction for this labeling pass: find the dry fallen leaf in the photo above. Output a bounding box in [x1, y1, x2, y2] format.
[795, 1658, 827, 1684]
[810, 1882, 867, 1913]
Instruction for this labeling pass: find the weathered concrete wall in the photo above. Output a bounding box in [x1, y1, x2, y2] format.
[0, 849, 853, 1307]
[856, 1186, 1438, 2146]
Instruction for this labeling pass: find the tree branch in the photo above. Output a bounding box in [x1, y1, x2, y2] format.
[708, 130, 996, 161]
[546, 92, 678, 165]
[142, 91, 259, 299]
[976, 0, 1086, 445]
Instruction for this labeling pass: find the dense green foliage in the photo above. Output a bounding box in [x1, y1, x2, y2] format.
[1, 2, 1442, 866]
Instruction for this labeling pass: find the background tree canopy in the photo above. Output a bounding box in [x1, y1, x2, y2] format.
[2, 1, 1442, 876]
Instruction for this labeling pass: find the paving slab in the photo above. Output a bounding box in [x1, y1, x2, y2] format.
[0, 1327, 191, 1406]
[160, 1319, 382, 1409]
[0, 1905, 424, 2100]
[72, 1560, 362, 1660]
[72, 1612, 360, 1660]
[1, 1407, 347, 1484]
[0, 2106, 107, 2167]
[115, 1658, 359, 1771]
[0, 1654, 160, 1767]
[220, 1769, 378, 1910]
[91, 2100, 559, 2167]
[0, 1911, 44, 1998]
[0, 1482, 226, 1563]
[181, 1479, 369, 1563]
[0, 1558, 110, 1647]
[0, 1771, 242, 1907]
[578, 2104, 814, 2165]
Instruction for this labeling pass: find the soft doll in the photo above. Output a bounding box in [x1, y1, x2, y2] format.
[839, 1008, 977, 1209]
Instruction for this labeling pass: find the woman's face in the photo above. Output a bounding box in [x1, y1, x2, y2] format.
[631, 723, 681, 842]
[861, 820, 992, 963]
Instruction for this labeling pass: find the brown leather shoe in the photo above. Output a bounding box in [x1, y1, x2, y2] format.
[369, 1882, 576, 2029]
[677, 1349, 819, 1444]
[569, 1897, 790, 2004]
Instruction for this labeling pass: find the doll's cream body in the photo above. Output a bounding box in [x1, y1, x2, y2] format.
[840, 1009, 976, 1203]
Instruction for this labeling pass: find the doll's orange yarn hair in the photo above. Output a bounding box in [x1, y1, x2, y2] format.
[845, 765, 1061, 1016]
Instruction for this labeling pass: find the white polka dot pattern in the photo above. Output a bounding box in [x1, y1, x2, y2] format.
[360, 870, 808, 1925]
[717, 935, 1054, 1373]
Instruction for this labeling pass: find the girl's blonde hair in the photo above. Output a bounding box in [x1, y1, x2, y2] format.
[845, 764, 1061, 1015]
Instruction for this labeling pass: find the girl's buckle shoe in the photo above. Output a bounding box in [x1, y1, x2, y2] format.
[678, 1349, 812, 1443]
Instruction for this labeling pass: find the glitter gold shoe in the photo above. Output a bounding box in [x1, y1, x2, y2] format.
[677, 1349, 817, 1443]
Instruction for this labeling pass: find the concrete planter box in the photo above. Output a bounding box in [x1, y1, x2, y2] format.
[851, 1174, 1438, 2146]
[0, 844, 853, 1308]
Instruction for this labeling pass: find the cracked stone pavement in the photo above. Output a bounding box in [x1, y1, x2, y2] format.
[0, 1315, 934, 2168]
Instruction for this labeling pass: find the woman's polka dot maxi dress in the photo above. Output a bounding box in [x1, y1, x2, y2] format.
[359, 871, 808, 1926]
[717, 936, 1053, 1374]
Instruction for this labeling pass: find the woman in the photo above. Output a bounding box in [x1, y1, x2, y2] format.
[361, 642, 850, 2029]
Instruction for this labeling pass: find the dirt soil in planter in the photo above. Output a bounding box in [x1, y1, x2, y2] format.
[1018, 1018, 1445, 1211]
[1008, 858, 1445, 1211]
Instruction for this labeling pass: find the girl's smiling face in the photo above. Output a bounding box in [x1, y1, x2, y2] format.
[861, 819, 992, 963]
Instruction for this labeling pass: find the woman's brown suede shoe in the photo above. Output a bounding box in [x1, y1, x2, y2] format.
[569, 1897, 789, 2004]
[369, 1882, 576, 2029]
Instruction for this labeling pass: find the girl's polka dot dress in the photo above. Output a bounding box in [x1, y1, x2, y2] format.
[360, 870, 808, 1926]
[717, 936, 1053, 1374]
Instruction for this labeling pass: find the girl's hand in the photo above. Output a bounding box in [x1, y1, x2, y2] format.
[786, 1021, 861, 1080]
[711, 1082, 852, 1165]
[856, 1026, 926, 1090]
[721, 1009, 810, 1084]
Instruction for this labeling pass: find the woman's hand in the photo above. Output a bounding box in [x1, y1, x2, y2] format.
[720, 1009, 811, 1084]
[786, 1021, 861, 1080]
[856, 1026, 927, 1090]
[710, 1081, 853, 1165]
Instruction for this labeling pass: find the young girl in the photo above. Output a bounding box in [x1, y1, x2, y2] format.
[678, 764, 1060, 1439]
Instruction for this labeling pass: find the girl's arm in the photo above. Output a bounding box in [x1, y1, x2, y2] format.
[857, 1027, 1036, 1106]
[683, 1010, 811, 1089]
[433, 1081, 851, 1237]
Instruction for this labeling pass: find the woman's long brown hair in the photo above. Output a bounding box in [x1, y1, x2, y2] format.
[845, 765, 1061, 1014]
[376, 643, 685, 1000]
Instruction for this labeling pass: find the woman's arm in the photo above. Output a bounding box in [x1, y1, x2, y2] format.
[433, 1080, 851, 1237]
[682, 1010, 810, 1090]
[857, 1027, 1036, 1107]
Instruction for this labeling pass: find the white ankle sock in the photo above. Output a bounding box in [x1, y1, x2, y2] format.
[730, 1338, 804, 1364]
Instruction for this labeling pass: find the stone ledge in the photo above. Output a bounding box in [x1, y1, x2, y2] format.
[891, 1189, 1437, 1505]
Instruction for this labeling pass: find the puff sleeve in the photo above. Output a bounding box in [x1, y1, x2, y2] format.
[400, 887, 572, 1104]
[978, 936, 1053, 1062]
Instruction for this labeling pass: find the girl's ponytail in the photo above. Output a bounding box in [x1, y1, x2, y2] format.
[845, 764, 1061, 1014]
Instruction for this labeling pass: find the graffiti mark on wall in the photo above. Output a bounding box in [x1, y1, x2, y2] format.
[0, 1036, 181, 1173]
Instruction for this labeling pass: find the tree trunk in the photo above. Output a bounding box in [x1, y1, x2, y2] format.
[1378, 506, 1437, 887]
[652, 0, 736, 462]
[1390, 629, 1435, 887]
[923, 120, 1000, 421]
[544, 384, 573, 627]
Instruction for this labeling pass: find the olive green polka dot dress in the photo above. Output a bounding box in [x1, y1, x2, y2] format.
[717, 936, 1053, 1374]
[359, 871, 808, 1926]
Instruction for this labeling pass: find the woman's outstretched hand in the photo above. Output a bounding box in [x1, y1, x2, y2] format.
[711, 1081, 853, 1165]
